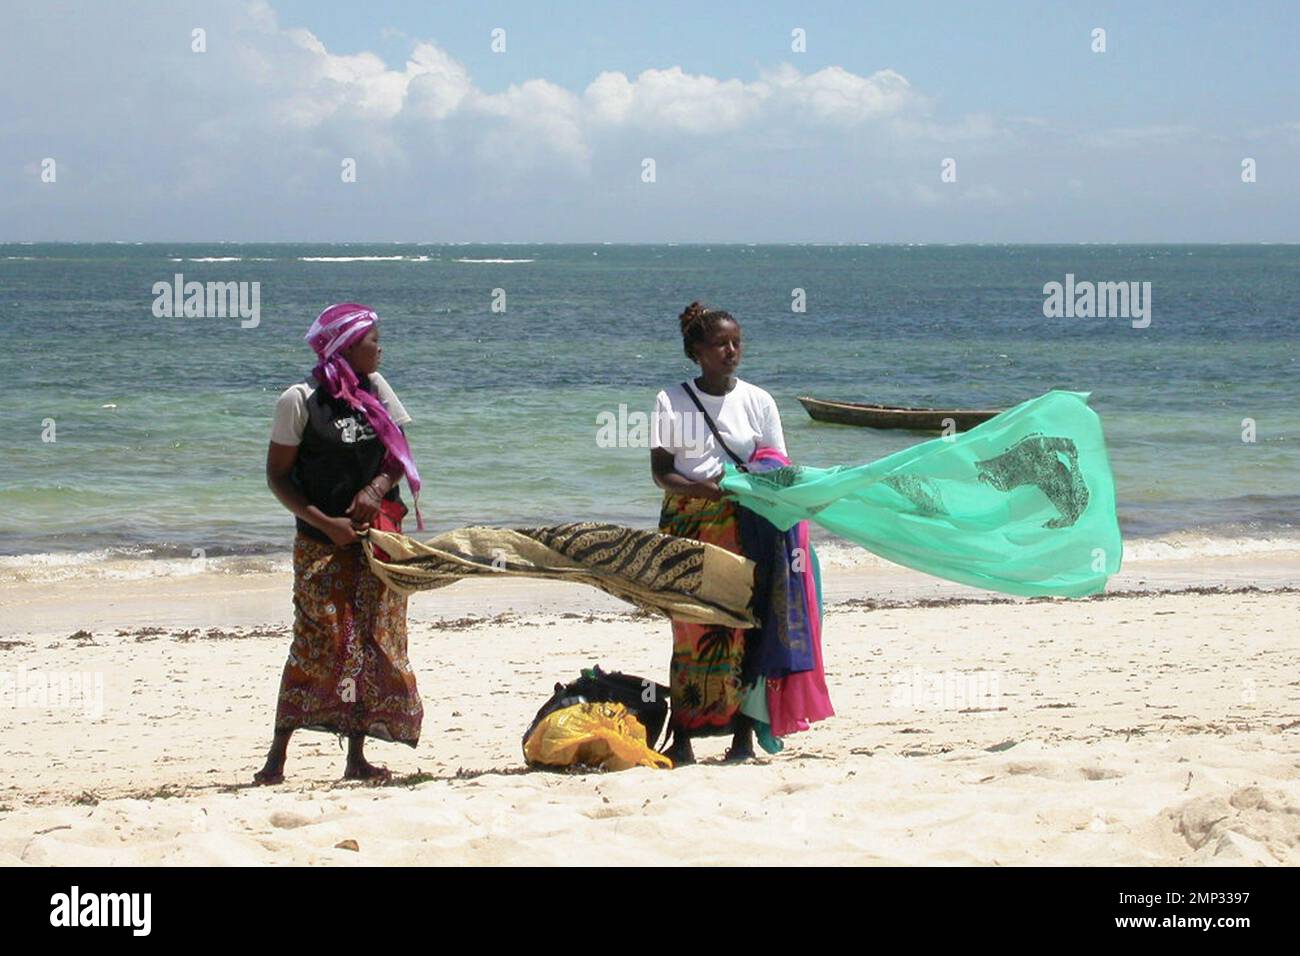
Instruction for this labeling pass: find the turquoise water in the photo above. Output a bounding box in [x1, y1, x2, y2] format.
[1, 243, 1296, 558]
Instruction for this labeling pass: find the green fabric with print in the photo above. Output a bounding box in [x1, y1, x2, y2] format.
[720, 390, 1122, 598]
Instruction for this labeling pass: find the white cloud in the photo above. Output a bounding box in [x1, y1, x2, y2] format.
[224, 20, 933, 175]
[584, 71, 636, 125]
[1079, 125, 1202, 149]
[1244, 120, 1300, 143]
[582, 62, 919, 135]
[473, 79, 590, 170]
[404, 42, 474, 121]
[202, 11, 932, 176]
[763, 64, 918, 125]
[584, 66, 767, 133]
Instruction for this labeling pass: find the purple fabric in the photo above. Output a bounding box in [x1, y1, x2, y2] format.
[746, 445, 834, 737]
[305, 303, 423, 529]
[739, 447, 814, 676]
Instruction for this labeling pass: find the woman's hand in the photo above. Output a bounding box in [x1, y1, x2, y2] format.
[651, 448, 734, 501]
[323, 515, 364, 549]
[691, 478, 727, 501]
[346, 483, 384, 526]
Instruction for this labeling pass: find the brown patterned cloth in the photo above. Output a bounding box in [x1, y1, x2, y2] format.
[363, 523, 757, 628]
[273, 533, 423, 746]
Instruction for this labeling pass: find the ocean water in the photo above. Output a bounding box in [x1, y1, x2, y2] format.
[1, 243, 1296, 569]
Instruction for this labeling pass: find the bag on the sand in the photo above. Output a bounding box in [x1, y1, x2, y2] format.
[522, 667, 671, 757]
[523, 701, 672, 771]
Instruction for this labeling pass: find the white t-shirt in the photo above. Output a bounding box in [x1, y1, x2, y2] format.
[270, 371, 412, 446]
[651, 378, 786, 481]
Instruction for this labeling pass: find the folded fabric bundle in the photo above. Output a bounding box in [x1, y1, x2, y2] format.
[721, 390, 1123, 598]
[363, 522, 758, 628]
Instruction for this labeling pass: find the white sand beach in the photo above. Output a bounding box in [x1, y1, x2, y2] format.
[1, 550, 1298, 866]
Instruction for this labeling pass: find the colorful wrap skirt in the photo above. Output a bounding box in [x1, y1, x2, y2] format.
[659, 456, 834, 744]
[658, 494, 750, 736]
[273, 533, 423, 746]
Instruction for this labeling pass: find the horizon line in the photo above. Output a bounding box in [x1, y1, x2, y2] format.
[3, 240, 1298, 247]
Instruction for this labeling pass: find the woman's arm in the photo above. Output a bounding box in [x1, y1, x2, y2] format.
[367, 455, 406, 496]
[266, 441, 363, 547]
[763, 394, 788, 456]
[345, 426, 409, 524]
[650, 390, 724, 500]
[651, 447, 725, 500]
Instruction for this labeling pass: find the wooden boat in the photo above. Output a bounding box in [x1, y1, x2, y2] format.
[797, 396, 1005, 432]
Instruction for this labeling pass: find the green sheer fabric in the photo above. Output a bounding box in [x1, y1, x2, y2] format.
[720, 390, 1122, 598]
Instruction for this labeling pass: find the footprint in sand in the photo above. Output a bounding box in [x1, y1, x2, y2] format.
[268, 810, 314, 829]
[1166, 786, 1300, 864]
[1003, 761, 1125, 782]
[583, 805, 633, 820]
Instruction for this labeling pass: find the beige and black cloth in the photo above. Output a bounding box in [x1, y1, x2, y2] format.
[363, 522, 757, 628]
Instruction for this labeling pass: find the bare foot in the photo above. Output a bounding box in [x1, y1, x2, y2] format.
[253, 765, 284, 785]
[254, 730, 293, 785]
[723, 744, 755, 763]
[664, 735, 695, 767]
[725, 716, 756, 763]
[343, 759, 392, 783]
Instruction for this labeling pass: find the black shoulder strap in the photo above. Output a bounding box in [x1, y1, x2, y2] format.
[681, 380, 748, 471]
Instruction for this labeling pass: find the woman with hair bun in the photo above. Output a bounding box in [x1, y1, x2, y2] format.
[649, 301, 791, 764]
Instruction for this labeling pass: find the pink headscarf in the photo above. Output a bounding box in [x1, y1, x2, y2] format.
[306, 303, 423, 529]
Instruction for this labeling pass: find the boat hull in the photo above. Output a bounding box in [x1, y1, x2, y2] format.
[797, 396, 1003, 432]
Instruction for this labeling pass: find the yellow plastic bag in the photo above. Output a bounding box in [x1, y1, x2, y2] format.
[523, 702, 673, 771]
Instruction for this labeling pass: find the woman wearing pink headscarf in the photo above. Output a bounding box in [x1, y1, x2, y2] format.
[254, 303, 424, 784]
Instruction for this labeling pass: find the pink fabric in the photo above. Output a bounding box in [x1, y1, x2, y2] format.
[747, 446, 834, 737]
[306, 303, 423, 530]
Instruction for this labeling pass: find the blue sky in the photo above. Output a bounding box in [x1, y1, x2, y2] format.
[2, 0, 1297, 241]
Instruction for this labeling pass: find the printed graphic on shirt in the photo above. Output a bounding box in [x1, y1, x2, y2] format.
[334, 414, 376, 444]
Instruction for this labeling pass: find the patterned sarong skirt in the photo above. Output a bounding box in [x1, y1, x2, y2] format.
[273, 533, 423, 745]
[658, 494, 749, 736]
